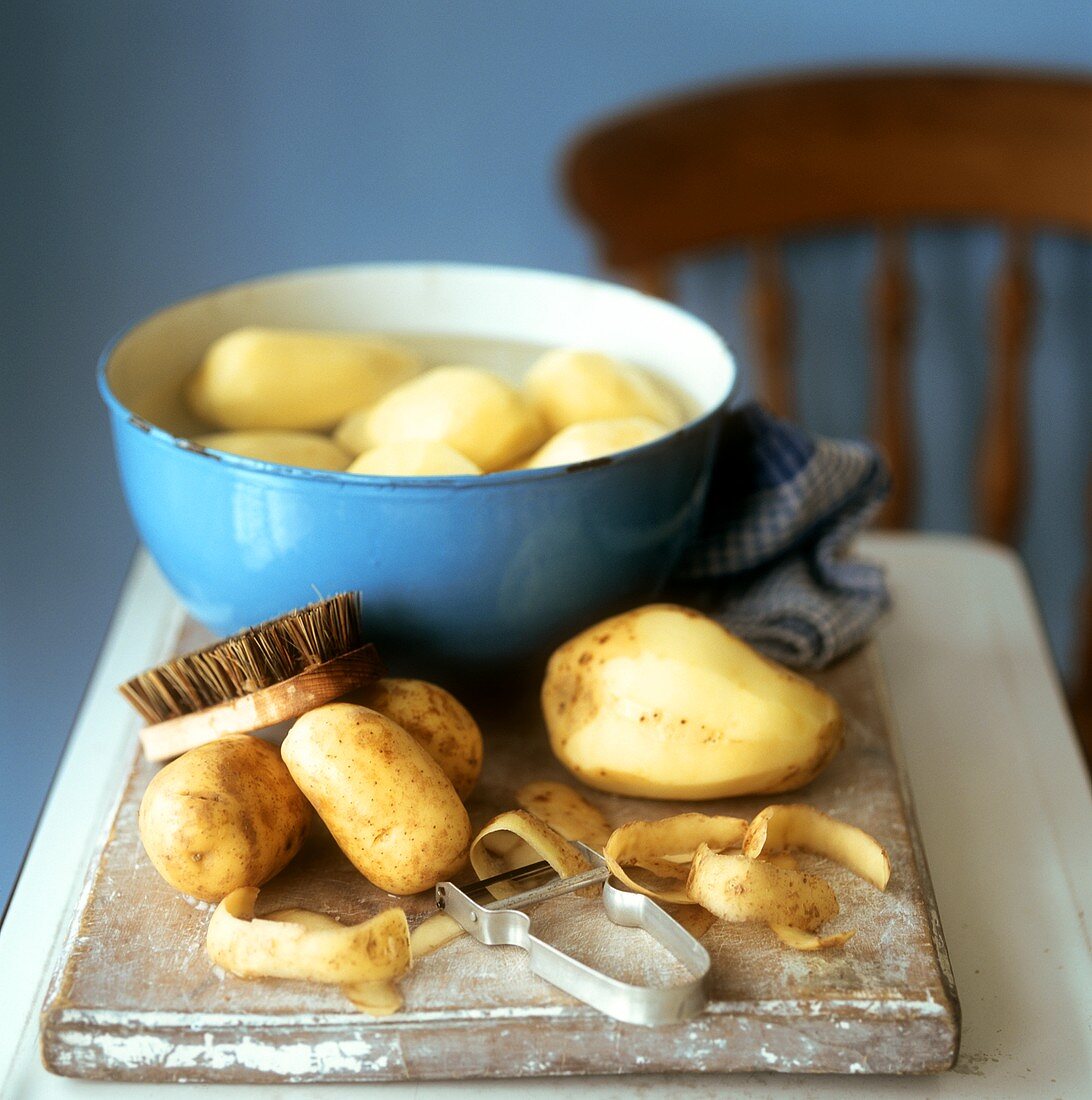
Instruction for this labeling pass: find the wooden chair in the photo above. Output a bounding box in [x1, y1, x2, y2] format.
[562, 69, 1092, 758]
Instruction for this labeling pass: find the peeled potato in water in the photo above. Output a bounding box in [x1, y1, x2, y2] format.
[522, 416, 667, 469]
[187, 327, 420, 431]
[364, 366, 546, 472]
[197, 430, 351, 471]
[525, 348, 684, 434]
[347, 441, 482, 477]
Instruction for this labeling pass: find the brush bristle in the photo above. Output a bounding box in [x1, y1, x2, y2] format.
[120, 593, 364, 724]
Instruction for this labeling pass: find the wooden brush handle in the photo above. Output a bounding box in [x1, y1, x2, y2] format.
[138, 645, 383, 763]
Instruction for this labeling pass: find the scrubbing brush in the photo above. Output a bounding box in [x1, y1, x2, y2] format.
[120, 593, 383, 763]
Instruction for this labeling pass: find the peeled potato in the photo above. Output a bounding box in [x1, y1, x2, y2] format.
[347, 441, 482, 477]
[525, 349, 684, 433]
[187, 327, 420, 431]
[333, 406, 374, 456]
[343, 678, 483, 800]
[138, 734, 311, 902]
[522, 416, 668, 469]
[197, 430, 351, 470]
[364, 366, 546, 471]
[542, 604, 843, 800]
[282, 703, 471, 895]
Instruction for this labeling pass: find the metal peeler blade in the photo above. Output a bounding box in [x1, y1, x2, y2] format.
[435, 842, 710, 1026]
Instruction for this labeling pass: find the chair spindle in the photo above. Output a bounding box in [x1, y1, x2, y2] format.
[747, 241, 794, 418]
[1070, 473, 1092, 760]
[628, 262, 674, 300]
[871, 226, 915, 528]
[977, 228, 1032, 544]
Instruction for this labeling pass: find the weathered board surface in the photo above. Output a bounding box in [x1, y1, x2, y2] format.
[41, 620, 959, 1082]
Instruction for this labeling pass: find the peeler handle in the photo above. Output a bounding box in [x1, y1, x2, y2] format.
[524, 922, 708, 1027]
[436, 846, 710, 1027]
[601, 876, 712, 980]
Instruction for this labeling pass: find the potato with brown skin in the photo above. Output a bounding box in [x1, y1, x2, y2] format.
[138, 734, 311, 902]
[282, 703, 471, 895]
[343, 678, 483, 800]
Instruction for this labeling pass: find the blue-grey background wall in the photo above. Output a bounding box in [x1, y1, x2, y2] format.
[2, 1, 1090, 909]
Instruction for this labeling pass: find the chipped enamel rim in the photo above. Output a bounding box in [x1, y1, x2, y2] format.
[98, 262, 736, 488]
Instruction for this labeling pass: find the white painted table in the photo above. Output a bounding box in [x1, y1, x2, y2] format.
[2, 534, 1089, 1098]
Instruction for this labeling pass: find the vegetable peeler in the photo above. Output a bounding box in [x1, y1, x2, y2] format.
[436, 843, 710, 1026]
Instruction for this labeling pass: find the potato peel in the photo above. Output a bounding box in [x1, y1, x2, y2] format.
[207, 888, 410, 985]
[770, 923, 857, 951]
[666, 904, 719, 940]
[470, 809, 594, 899]
[604, 814, 748, 904]
[743, 804, 891, 890]
[686, 845, 839, 931]
[342, 979, 405, 1016]
[265, 908, 406, 1016]
[516, 781, 612, 850]
[410, 913, 464, 959]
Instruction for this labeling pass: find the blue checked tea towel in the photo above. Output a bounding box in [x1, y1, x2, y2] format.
[670, 402, 891, 670]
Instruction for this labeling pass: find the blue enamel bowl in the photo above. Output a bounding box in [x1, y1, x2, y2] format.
[99, 264, 735, 663]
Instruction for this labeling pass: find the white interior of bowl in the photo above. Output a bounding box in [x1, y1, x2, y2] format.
[106, 264, 735, 437]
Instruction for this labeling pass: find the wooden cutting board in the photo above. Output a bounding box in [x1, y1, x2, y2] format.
[41, 619, 959, 1082]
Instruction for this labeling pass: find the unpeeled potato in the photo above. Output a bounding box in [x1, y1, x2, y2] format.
[363, 366, 546, 471]
[187, 327, 420, 431]
[342, 678, 483, 799]
[138, 734, 311, 902]
[282, 703, 471, 895]
[525, 348, 684, 433]
[542, 604, 843, 800]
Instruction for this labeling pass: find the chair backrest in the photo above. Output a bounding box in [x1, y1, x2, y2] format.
[563, 69, 1092, 537]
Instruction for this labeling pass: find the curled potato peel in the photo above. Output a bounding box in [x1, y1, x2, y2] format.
[515, 781, 612, 850]
[470, 810, 594, 899]
[743, 804, 891, 890]
[207, 888, 411, 985]
[409, 913, 464, 959]
[603, 814, 748, 904]
[265, 908, 406, 1015]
